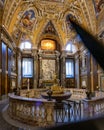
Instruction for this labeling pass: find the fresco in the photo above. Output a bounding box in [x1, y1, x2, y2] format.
[42, 59, 55, 80]
[20, 10, 35, 30]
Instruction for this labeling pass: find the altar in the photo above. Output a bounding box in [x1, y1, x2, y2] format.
[41, 73, 72, 102]
[41, 91, 71, 102]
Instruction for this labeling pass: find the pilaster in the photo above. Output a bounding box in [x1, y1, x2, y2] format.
[16, 47, 22, 89]
[74, 51, 80, 88]
[60, 50, 66, 87]
[32, 48, 38, 88]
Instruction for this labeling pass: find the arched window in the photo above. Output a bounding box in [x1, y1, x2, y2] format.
[65, 41, 76, 53]
[20, 41, 32, 50]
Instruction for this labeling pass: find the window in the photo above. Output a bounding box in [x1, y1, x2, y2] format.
[20, 41, 32, 50]
[22, 58, 33, 77]
[66, 43, 72, 52]
[66, 41, 77, 53]
[66, 59, 74, 78]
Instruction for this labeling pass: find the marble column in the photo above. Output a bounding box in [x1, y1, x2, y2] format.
[16, 48, 22, 89]
[32, 49, 38, 88]
[55, 51, 60, 84]
[75, 51, 80, 88]
[60, 50, 66, 87]
[38, 50, 43, 87]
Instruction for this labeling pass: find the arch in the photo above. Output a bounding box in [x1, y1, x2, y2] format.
[64, 11, 78, 30]
[35, 20, 63, 49]
[64, 9, 83, 30]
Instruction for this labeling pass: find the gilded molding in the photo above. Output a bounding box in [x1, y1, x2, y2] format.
[2, 0, 98, 49]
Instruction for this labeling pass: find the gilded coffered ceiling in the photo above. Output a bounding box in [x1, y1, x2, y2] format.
[2, 0, 99, 48]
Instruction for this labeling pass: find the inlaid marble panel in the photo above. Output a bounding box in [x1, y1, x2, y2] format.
[42, 59, 55, 80]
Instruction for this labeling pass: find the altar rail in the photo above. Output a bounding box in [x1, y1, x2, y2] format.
[82, 91, 104, 118]
[20, 88, 87, 99]
[63, 89, 104, 120]
[8, 90, 104, 126]
[8, 94, 55, 127]
[64, 88, 86, 99]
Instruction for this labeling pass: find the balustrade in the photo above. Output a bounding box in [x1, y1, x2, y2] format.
[82, 91, 104, 118]
[8, 94, 55, 127]
[8, 89, 104, 127]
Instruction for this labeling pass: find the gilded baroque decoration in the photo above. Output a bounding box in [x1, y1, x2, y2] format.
[1, 0, 104, 127]
[2, 0, 98, 47]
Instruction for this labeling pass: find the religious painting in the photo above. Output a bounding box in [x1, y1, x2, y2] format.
[44, 21, 56, 34]
[41, 39, 56, 50]
[42, 59, 55, 80]
[20, 10, 36, 30]
[100, 75, 104, 91]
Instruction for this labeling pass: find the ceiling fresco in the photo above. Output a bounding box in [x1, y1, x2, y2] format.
[20, 9, 36, 31]
[2, 0, 98, 48]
